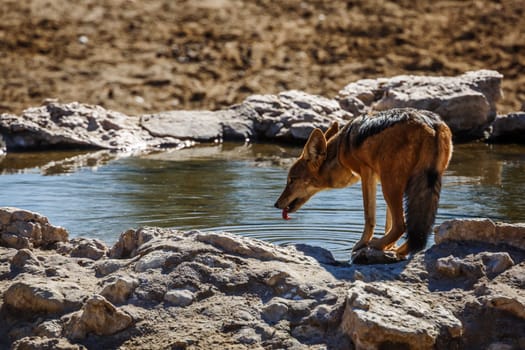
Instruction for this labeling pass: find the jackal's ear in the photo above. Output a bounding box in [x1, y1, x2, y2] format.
[303, 128, 327, 170]
[324, 122, 339, 140]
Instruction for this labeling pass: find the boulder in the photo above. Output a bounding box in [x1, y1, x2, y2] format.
[435, 219, 525, 251]
[0, 207, 68, 249]
[109, 227, 163, 259]
[341, 280, 463, 350]
[237, 90, 352, 142]
[63, 295, 133, 339]
[4, 280, 84, 315]
[10, 248, 43, 274]
[337, 70, 503, 140]
[435, 255, 485, 280]
[480, 283, 525, 320]
[99, 275, 139, 305]
[485, 112, 525, 143]
[0, 101, 180, 152]
[140, 108, 253, 142]
[69, 238, 108, 260]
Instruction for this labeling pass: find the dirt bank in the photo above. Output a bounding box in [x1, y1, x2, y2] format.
[1, 0, 524, 115]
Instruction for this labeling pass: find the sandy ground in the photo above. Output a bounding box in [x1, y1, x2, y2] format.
[1, 0, 524, 115]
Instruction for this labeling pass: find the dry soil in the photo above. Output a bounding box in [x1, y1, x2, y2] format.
[1, 0, 524, 115]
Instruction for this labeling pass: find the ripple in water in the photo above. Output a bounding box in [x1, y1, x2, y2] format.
[1, 142, 524, 261]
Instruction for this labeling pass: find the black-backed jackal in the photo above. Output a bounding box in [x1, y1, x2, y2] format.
[275, 108, 453, 257]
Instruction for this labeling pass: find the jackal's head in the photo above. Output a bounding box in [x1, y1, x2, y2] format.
[274, 123, 339, 215]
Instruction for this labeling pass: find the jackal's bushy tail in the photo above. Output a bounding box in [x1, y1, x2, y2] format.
[404, 120, 451, 253]
[404, 168, 442, 252]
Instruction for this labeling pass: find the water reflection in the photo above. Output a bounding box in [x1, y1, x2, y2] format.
[1, 142, 524, 261]
[440, 143, 525, 222]
[0, 150, 117, 175]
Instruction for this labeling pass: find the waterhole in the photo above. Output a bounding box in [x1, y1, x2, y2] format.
[1, 142, 524, 261]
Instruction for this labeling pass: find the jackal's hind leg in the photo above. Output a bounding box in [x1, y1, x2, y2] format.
[384, 206, 392, 234]
[368, 185, 405, 251]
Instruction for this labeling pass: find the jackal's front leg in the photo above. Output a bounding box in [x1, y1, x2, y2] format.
[352, 168, 376, 252]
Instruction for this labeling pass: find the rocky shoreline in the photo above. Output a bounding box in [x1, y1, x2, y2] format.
[0, 207, 524, 349]
[1, 70, 524, 157]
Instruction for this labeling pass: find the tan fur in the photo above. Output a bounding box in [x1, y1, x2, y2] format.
[275, 109, 453, 257]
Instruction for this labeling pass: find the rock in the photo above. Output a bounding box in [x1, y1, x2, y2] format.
[63, 295, 133, 339]
[435, 219, 525, 251]
[435, 255, 485, 280]
[307, 303, 345, 328]
[141, 108, 253, 142]
[0, 207, 68, 249]
[10, 248, 42, 273]
[0, 72, 513, 152]
[141, 110, 223, 141]
[94, 259, 128, 276]
[341, 280, 463, 350]
[337, 70, 503, 140]
[141, 90, 355, 144]
[238, 90, 351, 142]
[164, 289, 194, 307]
[432, 251, 515, 288]
[1, 232, 30, 249]
[195, 231, 305, 263]
[234, 327, 261, 345]
[261, 299, 289, 323]
[1, 208, 525, 349]
[12, 336, 86, 350]
[351, 246, 405, 265]
[4, 280, 84, 315]
[0, 102, 180, 152]
[0, 90, 349, 152]
[34, 320, 63, 338]
[292, 244, 337, 265]
[484, 293, 525, 320]
[109, 227, 162, 259]
[480, 252, 515, 276]
[486, 112, 525, 143]
[70, 238, 108, 260]
[134, 250, 168, 272]
[100, 275, 139, 305]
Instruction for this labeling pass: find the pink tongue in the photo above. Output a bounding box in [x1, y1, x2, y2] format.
[282, 208, 290, 220]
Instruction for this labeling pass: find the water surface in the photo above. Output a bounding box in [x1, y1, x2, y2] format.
[1, 142, 524, 261]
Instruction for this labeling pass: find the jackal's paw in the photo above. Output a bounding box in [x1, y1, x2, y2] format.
[351, 240, 368, 253]
[350, 245, 405, 265]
